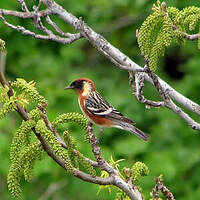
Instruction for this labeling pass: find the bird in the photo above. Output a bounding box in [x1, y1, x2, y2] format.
[64, 78, 149, 141]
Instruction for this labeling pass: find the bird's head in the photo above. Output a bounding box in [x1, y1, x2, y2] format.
[64, 78, 95, 95]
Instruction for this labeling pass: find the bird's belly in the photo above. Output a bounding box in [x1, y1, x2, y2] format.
[89, 115, 114, 127]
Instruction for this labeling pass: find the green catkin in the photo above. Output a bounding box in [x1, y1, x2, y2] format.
[175, 6, 200, 28]
[23, 142, 42, 182]
[7, 142, 42, 197]
[35, 120, 74, 173]
[63, 130, 79, 168]
[53, 113, 90, 143]
[0, 85, 9, 103]
[138, 5, 200, 71]
[10, 120, 36, 162]
[12, 79, 47, 105]
[138, 7, 174, 71]
[131, 162, 149, 184]
[0, 96, 16, 119]
[75, 150, 96, 176]
[29, 107, 42, 122]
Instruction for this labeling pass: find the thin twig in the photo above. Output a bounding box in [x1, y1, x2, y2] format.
[130, 71, 165, 107]
[87, 122, 116, 173]
[154, 177, 175, 200]
[143, 64, 200, 130]
[46, 16, 82, 39]
[0, 8, 51, 18]
[0, 51, 7, 74]
[17, 0, 29, 12]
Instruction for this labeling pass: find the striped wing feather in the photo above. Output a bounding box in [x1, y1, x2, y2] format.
[85, 91, 136, 125]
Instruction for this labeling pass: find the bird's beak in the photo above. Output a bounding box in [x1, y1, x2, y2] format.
[64, 85, 74, 90]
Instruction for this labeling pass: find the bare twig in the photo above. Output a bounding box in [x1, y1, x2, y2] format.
[183, 33, 199, 40]
[0, 8, 51, 18]
[130, 71, 165, 107]
[17, 0, 29, 12]
[46, 16, 82, 39]
[153, 176, 175, 200]
[87, 122, 116, 173]
[143, 64, 200, 130]
[0, 15, 80, 44]
[0, 51, 7, 74]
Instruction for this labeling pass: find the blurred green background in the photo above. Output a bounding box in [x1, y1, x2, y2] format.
[1, 0, 200, 199]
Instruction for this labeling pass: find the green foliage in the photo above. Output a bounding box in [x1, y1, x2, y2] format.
[10, 120, 36, 162]
[131, 161, 149, 184]
[138, 2, 200, 71]
[7, 141, 42, 197]
[75, 150, 96, 176]
[63, 130, 96, 176]
[63, 130, 79, 168]
[12, 78, 47, 105]
[0, 76, 93, 197]
[138, 1, 174, 71]
[0, 85, 16, 119]
[35, 119, 74, 173]
[53, 112, 90, 142]
[98, 156, 125, 195]
[175, 6, 200, 31]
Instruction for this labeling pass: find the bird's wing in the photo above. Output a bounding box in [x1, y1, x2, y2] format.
[85, 91, 136, 125]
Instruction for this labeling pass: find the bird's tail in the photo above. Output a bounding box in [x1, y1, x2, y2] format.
[114, 123, 150, 142]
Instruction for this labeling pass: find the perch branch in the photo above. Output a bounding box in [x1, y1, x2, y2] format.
[87, 122, 142, 200]
[152, 176, 175, 200]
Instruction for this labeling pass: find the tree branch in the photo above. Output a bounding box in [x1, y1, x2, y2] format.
[87, 122, 142, 200]
[152, 176, 175, 200]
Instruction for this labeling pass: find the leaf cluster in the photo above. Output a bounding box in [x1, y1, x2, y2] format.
[138, 1, 200, 71]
